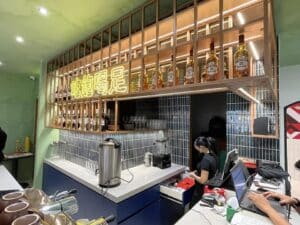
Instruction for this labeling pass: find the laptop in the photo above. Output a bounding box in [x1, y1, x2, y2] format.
[230, 161, 287, 217]
[207, 149, 239, 187]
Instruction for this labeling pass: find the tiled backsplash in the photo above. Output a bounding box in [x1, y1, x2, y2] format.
[58, 96, 191, 169]
[226, 92, 280, 162]
[56, 93, 279, 170]
[59, 130, 162, 170]
[159, 96, 190, 166]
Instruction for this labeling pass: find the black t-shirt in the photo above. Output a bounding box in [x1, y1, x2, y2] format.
[196, 153, 217, 180]
[190, 153, 217, 208]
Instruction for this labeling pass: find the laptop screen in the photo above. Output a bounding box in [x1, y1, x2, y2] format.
[231, 162, 248, 202]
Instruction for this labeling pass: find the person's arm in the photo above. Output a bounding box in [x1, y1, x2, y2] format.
[264, 192, 300, 213]
[248, 192, 290, 225]
[189, 170, 209, 184]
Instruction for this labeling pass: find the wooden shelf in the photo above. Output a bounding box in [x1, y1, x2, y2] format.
[45, 0, 278, 134]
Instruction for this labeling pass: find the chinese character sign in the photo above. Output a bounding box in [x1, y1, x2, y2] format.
[70, 65, 128, 99]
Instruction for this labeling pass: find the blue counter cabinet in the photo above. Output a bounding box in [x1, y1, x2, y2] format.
[43, 163, 162, 225]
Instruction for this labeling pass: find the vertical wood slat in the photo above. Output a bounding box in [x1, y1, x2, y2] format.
[263, 0, 270, 78]
[193, 0, 199, 83]
[155, 0, 159, 87]
[129, 14, 132, 93]
[219, 0, 224, 80]
[141, 5, 145, 91]
[172, 0, 176, 87]
[114, 100, 119, 132]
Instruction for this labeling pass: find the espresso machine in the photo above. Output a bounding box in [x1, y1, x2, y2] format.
[98, 138, 121, 187]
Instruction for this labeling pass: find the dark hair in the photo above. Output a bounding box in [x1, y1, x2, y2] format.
[0, 127, 7, 162]
[194, 136, 216, 153]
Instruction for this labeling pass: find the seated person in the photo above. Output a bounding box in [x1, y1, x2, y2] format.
[189, 136, 217, 208]
[249, 191, 300, 225]
[0, 127, 7, 163]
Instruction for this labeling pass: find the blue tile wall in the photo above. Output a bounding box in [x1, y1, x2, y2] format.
[226, 92, 279, 162]
[58, 96, 191, 169]
[159, 96, 190, 166]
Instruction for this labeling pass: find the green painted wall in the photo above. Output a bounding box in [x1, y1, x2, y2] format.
[0, 73, 38, 182]
[33, 62, 59, 189]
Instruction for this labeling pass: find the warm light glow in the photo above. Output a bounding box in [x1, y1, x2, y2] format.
[249, 41, 260, 60]
[16, 36, 24, 43]
[237, 12, 245, 25]
[38, 6, 48, 16]
[71, 65, 128, 99]
[0, 61, 2, 66]
[94, 70, 109, 96]
[238, 88, 260, 104]
[117, 87, 228, 101]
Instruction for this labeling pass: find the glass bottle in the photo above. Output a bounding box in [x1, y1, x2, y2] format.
[234, 34, 249, 78]
[150, 70, 157, 89]
[205, 40, 219, 81]
[157, 66, 164, 88]
[167, 55, 179, 87]
[185, 49, 195, 84]
[143, 68, 149, 90]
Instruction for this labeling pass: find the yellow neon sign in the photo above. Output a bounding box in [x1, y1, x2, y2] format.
[71, 65, 128, 99]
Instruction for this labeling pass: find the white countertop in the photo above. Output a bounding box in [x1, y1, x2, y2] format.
[0, 165, 22, 191]
[44, 158, 185, 203]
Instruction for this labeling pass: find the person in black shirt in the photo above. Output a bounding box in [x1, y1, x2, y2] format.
[189, 136, 217, 208]
[0, 127, 7, 163]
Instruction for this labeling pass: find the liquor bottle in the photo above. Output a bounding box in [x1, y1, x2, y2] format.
[205, 40, 219, 81]
[151, 70, 157, 89]
[185, 49, 195, 84]
[143, 68, 149, 90]
[167, 55, 179, 87]
[157, 66, 164, 88]
[234, 34, 249, 78]
[224, 54, 229, 79]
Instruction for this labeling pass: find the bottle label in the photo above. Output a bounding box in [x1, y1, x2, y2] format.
[207, 62, 218, 76]
[235, 55, 248, 71]
[152, 73, 157, 87]
[185, 66, 194, 79]
[168, 71, 174, 83]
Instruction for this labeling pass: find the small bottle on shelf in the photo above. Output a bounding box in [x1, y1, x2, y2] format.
[223, 54, 229, 79]
[234, 34, 249, 78]
[185, 48, 195, 84]
[143, 68, 149, 91]
[157, 66, 164, 88]
[167, 55, 179, 87]
[205, 39, 219, 81]
[150, 70, 157, 89]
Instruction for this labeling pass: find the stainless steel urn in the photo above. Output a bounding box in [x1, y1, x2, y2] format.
[98, 138, 121, 187]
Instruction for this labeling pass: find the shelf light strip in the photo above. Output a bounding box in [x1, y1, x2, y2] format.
[197, 0, 260, 25]
[237, 12, 245, 25]
[238, 88, 260, 104]
[117, 87, 228, 101]
[249, 41, 259, 60]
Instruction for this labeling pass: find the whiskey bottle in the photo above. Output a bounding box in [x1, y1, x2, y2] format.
[151, 70, 157, 89]
[157, 66, 164, 88]
[185, 49, 195, 84]
[167, 55, 179, 87]
[234, 34, 249, 78]
[143, 68, 149, 90]
[224, 54, 229, 79]
[205, 40, 219, 81]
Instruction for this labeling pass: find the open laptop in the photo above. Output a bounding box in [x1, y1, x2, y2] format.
[230, 161, 287, 217]
[207, 149, 239, 187]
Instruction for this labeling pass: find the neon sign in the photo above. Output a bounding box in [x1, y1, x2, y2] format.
[71, 65, 128, 99]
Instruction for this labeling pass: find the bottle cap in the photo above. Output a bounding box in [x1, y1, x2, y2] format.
[239, 34, 245, 43]
[210, 40, 215, 50]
